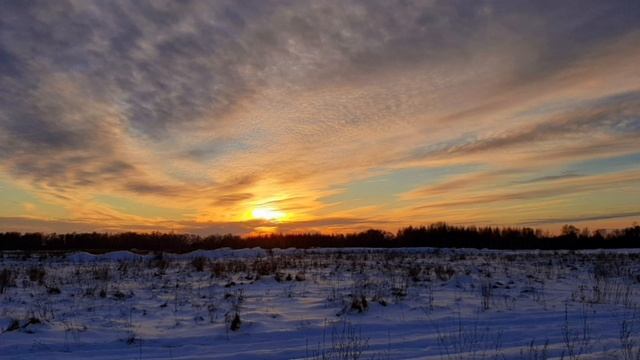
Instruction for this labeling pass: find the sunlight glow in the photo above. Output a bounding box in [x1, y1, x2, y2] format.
[251, 207, 286, 221]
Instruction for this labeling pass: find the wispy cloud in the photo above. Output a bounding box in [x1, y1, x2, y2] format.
[412, 170, 640, 211]
[522, 211, 640, 227]
[516, 173, 585, 185]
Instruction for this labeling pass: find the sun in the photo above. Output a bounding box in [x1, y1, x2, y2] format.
[251, 207, 286, 221]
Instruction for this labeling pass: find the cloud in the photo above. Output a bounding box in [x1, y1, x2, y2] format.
[1, 1, 640, 233]
[516, 173, 585, 185]
[213, 193, 254, 206]
[412, 170, 640, 211]
[419, 91, 640, 158]
[0, 72, 198, 200]
[401, 169, 518, 200]
[521, 211, 640, 226]
[0, 217, 104, 233]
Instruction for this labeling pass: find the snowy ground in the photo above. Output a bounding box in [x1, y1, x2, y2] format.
[2, 247, 640, 359]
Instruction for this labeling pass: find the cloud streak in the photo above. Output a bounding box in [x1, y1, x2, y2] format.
[521, 211, 640, 227]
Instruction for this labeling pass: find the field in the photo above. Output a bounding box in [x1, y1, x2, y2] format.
[2, 248, 640, 359]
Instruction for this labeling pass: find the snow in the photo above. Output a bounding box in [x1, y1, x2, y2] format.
[1, 248, 640, 359]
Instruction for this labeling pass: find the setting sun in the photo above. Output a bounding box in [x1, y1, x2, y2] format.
[251, 207, 286, 221]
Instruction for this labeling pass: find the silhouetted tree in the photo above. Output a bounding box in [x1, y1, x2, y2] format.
[0, 223, 639, 252]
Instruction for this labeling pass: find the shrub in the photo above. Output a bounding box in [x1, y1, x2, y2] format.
[28, 267, 46, 284]
[254, 259, 278, 276]
[47, 286, 61, 295]
[275, 272, 286, 282]
[210, 262, 225, 277]
[408, 265, 422, 282]
[307, 321, 370, 360]
[481, 281, 493, 311]
[0, 268, 16, 294]
[149, 253, 169, 271]
[230, 313, 241, 331]
[350, 296, 368, 313]
[434, 265, 455, 281]
[92, 266, 110, 281]
[192, 257, 208, 272]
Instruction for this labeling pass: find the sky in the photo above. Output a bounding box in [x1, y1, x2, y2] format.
[1, 0, 639, 235]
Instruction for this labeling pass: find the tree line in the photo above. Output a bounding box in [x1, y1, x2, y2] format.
[0, 222, 639, 252]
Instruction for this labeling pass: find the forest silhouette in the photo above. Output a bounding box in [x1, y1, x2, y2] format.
[1, 223, 639, 252]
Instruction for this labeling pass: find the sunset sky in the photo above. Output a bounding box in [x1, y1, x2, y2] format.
[1, 0, 639, 235]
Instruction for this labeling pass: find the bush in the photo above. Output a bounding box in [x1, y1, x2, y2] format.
[5, 319, 20, 332]
[92, 266, 110, 281]
[192, 257, 208, 272]
[230, 313, 241, 331]
[0, 269, 16, 294]
[434, 265, 455, 281]
[350, 296, 368, 313]
[210, 262, 225, 277]
[307, 321, 370, 360]
[28, 267, 46, 284]
[47, 286, 61, 295]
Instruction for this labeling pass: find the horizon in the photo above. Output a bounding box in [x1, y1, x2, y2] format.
[2, 222, 639, 238]
[1, 1, 640, 236]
